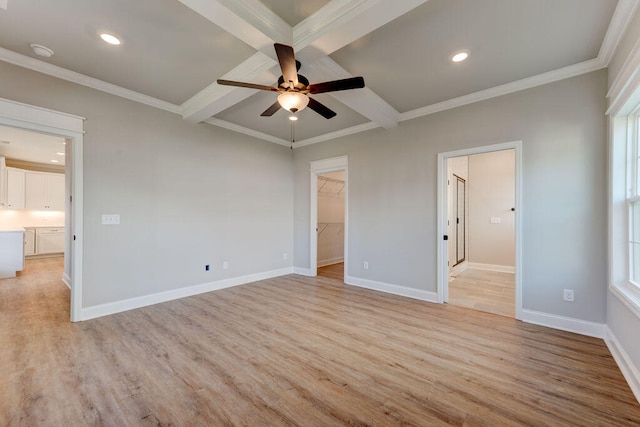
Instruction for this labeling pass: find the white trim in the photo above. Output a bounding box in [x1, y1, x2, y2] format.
[62, 273, 71, 290]
[317, 257, 344, 268]
[401, 59, 604, 123]
[437, 141, 523, 319]
[467, 262, 515, 274]
[345, 275, 439, 303]
[607, 36, 640, 116]
[521, 309, 606, 339]
[293, 267, 314, 276]
[598, 0, 640, 66]
[80, 267, 294, 321]
[605, 326, 640, 404]
[450, 260, 468, 277]
[0, 97, 84, 323]
[309, 156, 349, 279]
[610, 284, 640, 321]
[204, 117, 290, 146]
[0, 47, 180, 115]
[294, 122, 380, 148]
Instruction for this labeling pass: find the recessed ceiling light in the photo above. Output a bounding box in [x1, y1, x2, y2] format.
[100, 33, 121, 46]
[56, 152, 65, 156]
[289, 115, 298, 121]
[30, 43, 54, 58]
[50, 159, 59, 163]
[451, 50, 469, 63]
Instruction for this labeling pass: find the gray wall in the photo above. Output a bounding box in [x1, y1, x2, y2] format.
[607, 5, 640, 388]
[0, 61, 293, 308]
[293, 70, 608, 322]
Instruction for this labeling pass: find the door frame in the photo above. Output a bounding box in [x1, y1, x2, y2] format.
[437, 141, 523, 320]
[0, 97, 84, 322]
[309, 155, 348, 279]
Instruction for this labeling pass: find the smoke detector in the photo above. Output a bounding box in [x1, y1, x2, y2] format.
[30, 43, 54, 58]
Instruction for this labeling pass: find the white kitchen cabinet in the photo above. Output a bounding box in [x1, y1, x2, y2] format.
[0, 156, 6, 208]
[25, 171, 65, 211]
[24, 228, 35, 256]
[0, 229, 24, 278]
[35, 227, 64, 254]
[6, 167, 25, 209]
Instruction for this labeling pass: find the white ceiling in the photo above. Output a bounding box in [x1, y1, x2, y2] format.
[0, 0, 636, 148]
[0, 125, 67, 165]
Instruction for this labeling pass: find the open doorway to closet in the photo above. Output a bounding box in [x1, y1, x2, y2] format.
[309, 155, 348, 282]
[316, 171, 345, 280]
[437, 142, 522, 319]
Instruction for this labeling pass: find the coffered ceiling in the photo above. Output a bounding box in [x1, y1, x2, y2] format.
[0, 0, 637, 147]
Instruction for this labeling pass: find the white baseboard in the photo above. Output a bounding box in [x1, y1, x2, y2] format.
[450, 260, 468, 277]
[80, 267, 294, 321]
[605, 326, 640, 404]
[345, 275, 438, 303]
[468, 262, 515, 273]
[293, 267, 315, 276]
[317, 257, 344, 268]
[62, 273, 71, 289]
[521, 309, 606, 338]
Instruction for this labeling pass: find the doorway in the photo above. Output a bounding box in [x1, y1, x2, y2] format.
[316, 171, 345, 280]
[0, 97, 84, 322]
[437, 141, 522, 319]
[309, 156, 348, 281]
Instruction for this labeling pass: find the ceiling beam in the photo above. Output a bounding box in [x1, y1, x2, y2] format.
[178, 0, 291, 52]
[305, 57, 399, 129]
[294, 0, 430, 63]
[181, 52, 277, 123]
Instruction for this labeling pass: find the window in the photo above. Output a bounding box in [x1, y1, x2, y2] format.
[629, 116, 640, 285]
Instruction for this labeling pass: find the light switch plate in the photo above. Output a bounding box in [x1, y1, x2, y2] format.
[102, 214, 120, 225]
[490, 217, 501, 224]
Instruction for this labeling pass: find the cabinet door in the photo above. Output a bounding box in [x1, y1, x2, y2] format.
[0, 157, 6, 208]
[6, 168, 25, 209]
[24, 229, 35, 256]
[25, 172, 47, 210]
[47, 174, 65, 211]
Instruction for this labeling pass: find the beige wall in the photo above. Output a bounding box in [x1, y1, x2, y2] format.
[468, 150, 515, 268]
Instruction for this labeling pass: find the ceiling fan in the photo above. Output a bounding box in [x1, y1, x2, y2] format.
[217, 43, 365, 119]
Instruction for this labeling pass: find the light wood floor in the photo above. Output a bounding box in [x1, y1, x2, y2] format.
[318, 262, 344, 281]
[2, 259, 640, 425]
[449, 268, 515, 318]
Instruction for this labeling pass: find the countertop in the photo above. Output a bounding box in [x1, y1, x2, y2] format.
[0, 227, 25, 233]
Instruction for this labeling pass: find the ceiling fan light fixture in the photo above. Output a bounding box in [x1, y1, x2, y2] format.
[277, 92, 309, 113]
[451, 50, 469, 63]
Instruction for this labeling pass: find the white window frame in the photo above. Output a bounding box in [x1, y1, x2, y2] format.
[609, 73, 640, 319]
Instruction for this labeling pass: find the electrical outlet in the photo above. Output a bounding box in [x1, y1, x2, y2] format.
[363, 261, 369, 270]
[223, 261, 229, 270]
[563, 289, 574, 302]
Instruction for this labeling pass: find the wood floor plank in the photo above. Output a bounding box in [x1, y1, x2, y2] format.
[1, 258, 639, 425]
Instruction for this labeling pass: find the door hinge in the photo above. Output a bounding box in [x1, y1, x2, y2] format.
[443, 235, 448, 240]
[456, 218, 459, 224]
[73, 235, 76, 241]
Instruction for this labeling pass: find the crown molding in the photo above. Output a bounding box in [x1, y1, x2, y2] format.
[607, 36, 640, 116]
[399, 58, 605, 123]
[204, 117, 290, 147]
[0, 47, 180, 114]
[598, 0, 640, 66]
[293, 122, 380, 148]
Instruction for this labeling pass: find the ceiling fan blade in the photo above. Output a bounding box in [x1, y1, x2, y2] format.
[260, 101, 281, 117]
[308, 97, 337, 119]
[274, 43, 299, 88]
[307, 76, 365, 94]
[217, 79, 280, 92]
